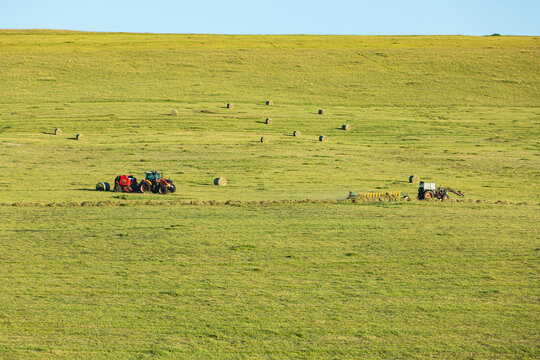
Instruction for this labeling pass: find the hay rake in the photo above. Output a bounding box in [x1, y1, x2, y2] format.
[348, 191, 402, 199]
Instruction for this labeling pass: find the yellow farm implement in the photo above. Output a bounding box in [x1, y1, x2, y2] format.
[348, 191, 402, 199]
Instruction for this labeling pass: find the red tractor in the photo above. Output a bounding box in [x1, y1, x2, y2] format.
[138, 171, 176, 194]
[113, 171, 176, 194]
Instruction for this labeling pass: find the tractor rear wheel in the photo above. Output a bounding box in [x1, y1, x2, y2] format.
[169, 184, 176, 193]
[139, 181, 151, 193]
[158, 184, 168, 194]
[423, 190, 435, 199]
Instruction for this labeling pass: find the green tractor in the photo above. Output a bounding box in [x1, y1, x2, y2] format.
[139, 171, 176, 195]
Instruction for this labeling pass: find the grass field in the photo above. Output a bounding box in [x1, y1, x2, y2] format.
[1, 203, 538, 359]
[0, 31, 539, 359]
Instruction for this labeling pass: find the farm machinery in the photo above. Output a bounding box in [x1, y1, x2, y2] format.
[111, 171, 176, 194]
[417, 182, 464, 200]
[138, 171, 176, 194]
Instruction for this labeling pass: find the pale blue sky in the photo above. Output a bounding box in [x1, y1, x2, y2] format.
[1, 0, 538, 35]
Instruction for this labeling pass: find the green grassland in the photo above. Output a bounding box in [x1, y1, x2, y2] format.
[0, 203, 538, 359]
[0, 31, 539, 358]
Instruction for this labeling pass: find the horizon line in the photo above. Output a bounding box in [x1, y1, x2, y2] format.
[0, 28, 537, 37]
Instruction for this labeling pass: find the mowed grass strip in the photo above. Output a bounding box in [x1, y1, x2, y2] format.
[0, 203, 538, 359]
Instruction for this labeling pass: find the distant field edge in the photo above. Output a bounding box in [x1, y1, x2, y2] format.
[0, 29, 539, 37]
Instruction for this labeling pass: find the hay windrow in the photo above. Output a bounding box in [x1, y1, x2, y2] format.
[0, 197, 531, 208]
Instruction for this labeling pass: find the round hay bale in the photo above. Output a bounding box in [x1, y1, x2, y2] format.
[293, 130, 301, 137]
[260, 137, 268, 143]
[318, 109, 326, 115]
[227, 103, 234, 109]
[319, 135, 327, 142]
[214, 177, 227, 186]
[409, 175, 419, 183]
[54, 128, 62, 135]
[342, 124, 351, 131]
[96, 182, 110, 191]
[266, 100, 274, 106]
[171, 109, 178, 116]
[76, 134, 84, 140]
[265, 118, 273, 124]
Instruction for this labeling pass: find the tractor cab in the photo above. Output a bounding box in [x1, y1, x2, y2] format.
[145, 171, 161, 181]
[418, 181, 436, 192]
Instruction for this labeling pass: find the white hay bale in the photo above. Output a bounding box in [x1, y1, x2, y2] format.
[265, 118, 273, 124]
[266, 100, 274, 106]
[76, 133, 84, 140]
[54, 128, 62, 135]
[227, 103, 235, 109]
[171, 109, 178, 116]
[260, 137, 268, 143]
[214, 177, 227, 186]
[293, 130, 301, 137]
[342, 124, 351, 131]
[319, 135, 327, 142]
[318, 109, 326, 115]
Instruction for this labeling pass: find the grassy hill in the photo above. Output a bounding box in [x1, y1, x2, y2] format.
[0, 31, 538, 359]
[0, 31, 539, 204]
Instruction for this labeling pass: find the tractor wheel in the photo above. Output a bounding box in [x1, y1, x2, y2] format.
[169, 184, 176, 193]
[139, 181, 151, 193]
[158, 184, 168, 194]
[114, 183, 122, 192]
[424, 190, 435, 199]
[442, 194, 449, 200]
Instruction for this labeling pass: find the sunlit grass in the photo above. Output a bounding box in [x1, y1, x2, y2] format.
[0, 31, 538, 359]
